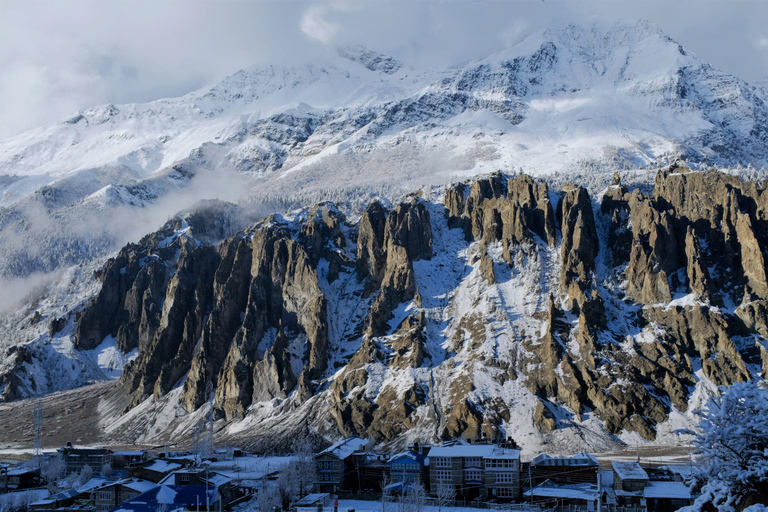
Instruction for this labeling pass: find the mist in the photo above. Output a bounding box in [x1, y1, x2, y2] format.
[0, 165, 269, 314]
[2, 1, 768, 139]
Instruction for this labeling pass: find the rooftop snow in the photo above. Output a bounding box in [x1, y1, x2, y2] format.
[427, 443, 520, 459]
[388, 451, 426, 464]
[317, 437, 368, 460]
[524, 481, 598, 501]
[32, 478, 109, 505]
[203, 473, 232, 486]
[612, 462, 649, 481]
[533, 452, 599, 466]
[643, 481, 691, 499]
[144, 460, 182, 473]
[294, 493, 331, 506]
[118, 479, 158, 494]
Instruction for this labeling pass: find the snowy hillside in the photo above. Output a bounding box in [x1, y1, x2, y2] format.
[4, 163, 768, 460]
[1, 19, 768, 456]
[2, 20, 768, 288]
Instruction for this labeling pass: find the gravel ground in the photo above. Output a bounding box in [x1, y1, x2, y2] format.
[0, 381, 116, 450]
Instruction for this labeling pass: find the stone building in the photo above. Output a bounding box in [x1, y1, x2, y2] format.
[428, 441, 521, 500]
[529, 452, 600, 487]
[57, 442, 112, 477]
[93, 478, 156, 512]
[314, 437, 368, 493]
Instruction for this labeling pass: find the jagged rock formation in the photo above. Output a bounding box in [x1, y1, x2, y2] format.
[11, 166, 768, 453]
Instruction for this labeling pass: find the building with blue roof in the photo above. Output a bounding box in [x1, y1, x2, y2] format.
[388, 451, 428, 493]
[109, 485, 220, 512]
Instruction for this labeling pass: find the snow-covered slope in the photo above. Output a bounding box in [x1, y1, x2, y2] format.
[2, 19, 768, 455]
[2, 20, 768, 287]
[6, 163, 768, 459]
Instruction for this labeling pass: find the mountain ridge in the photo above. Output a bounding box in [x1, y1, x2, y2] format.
[1, 20, 768, 455]
[2, 20, 768, 289]
[4, 163, 767, 458]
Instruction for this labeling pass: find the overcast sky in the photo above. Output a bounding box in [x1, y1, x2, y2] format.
[1, 0, 767, 140]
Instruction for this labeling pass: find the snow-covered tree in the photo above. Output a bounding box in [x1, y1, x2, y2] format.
[435, 481, 455, 512]
[289, 437, 317, 498]
[256, 476, 281, 512]
[381, 473, 392, 512]
[78, 465, 93, 486]
[41, 454, 66, 494]
[684, 380, 768, 511]
[65, 471, 79, 490]
[398, 482, 426, 512]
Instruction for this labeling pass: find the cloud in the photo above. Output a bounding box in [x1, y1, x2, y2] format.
[300, 4, 341, 44]
[1, 0, 767, 141]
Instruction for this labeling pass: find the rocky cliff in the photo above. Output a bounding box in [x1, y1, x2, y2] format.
[14, 165, 768, 453]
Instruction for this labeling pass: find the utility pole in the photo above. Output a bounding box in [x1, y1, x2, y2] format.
[688, 442, 694, 480]
[527, 463, 533, 505]
[597, 468, 602, 512]
[33, 400, 43, 460]
[206, 381, 214, 459]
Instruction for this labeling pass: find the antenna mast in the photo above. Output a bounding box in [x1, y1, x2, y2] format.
[206, 381, 214, 459]
[33, 400, 43, 459]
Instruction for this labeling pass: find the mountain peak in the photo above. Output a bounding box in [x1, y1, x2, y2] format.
[337, 45, 403, 74]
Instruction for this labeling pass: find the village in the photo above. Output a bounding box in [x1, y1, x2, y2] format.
[0, 436, 695, 512]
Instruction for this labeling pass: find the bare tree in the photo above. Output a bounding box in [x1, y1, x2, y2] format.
[190, 421, 205, 463]
[41, 454, 66, 494]
[202, 381, 215, 460]
[256, 476, 281, 512]
[399, 483, 426, 512]
[78, 465, 93, 486]
[291, 437, 316, 498]
[276, 469, 294, 511]
[436, 482, 455, 512]
[0, 489, 47, 512]
[380, 473, 391, 512]
[101, 462, 112, 478]
[65, 471, 78, 490]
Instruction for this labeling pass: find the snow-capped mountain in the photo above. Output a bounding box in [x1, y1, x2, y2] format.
[2, 20, 768, 286]
[2, 19, 768, 455]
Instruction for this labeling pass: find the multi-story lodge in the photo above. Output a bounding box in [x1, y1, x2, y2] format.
[315, 437, 368, 493]
[529, 452, 600, 486]
[57, 442, 112, 476]
[388, 450, 428, 492]
[428, 441, 521, 500]
[612, 462, 693, 512]
[94, 478, 157, 512]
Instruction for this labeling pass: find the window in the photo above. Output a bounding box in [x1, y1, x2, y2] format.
[434, 457, 451, 468]
[464, 457, 482, 468]
[180, 473, 190, 482]
[496, 473, 515, 484]
[494, 487, 516, 498]
[394, 473, 416, 484]
[319, 473, 335, 482]
[435, 470, 452, 481]
[485, 459, 516, 469]
[317, 460, 335, 471]
[465, 469, 482, 482]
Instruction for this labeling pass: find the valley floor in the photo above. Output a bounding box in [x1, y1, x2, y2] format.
[0, 381, 698, 465]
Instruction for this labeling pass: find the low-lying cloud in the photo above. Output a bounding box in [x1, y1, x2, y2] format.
[2, 1, 768, 140]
